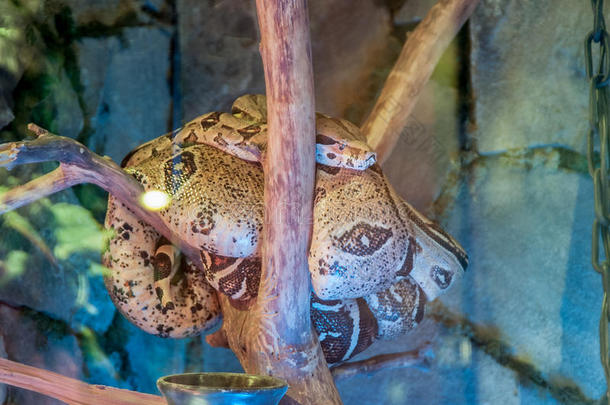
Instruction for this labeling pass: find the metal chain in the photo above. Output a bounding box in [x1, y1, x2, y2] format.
[586, 0, 610, 402]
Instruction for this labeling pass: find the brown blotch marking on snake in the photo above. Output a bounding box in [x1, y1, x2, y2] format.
[317, 258, 348, 277]
[223, 182, 249, 200]
[310, 294, 352, 363]
[153, 254, 172, 280]
[373, 279, 425, 337]
[153, 237, 173, 291]
[237, 124, 261, 139]
[116, 223, 133, 240]
[334, 222, 393, 256]
[153, 252, 172, 304]
[156, 324, 175, 338]
[317, 163, 341, 175]
[200, 251, 239, 282]
[316, 134, 337, 145]
[191, 208, 216, 235]
[326, 152, 336, 160]
[205, 253, 238, 273]
[182, 130, 198, 145]
[217, 257, 261, 300]
[213, 133, 228, 146]
[139, 250, 150, 267]
[354, 298, 378, 355]
[314, 187, 326, 203]
[396, 236, 422, 277]
[368, 163, 384, 176]
[190, 302, 204, 314]
[430, 265, 453, 289]
[311, 294, 378, 364]
[200, 111, 221, 130]
[163, 151, 197, 195]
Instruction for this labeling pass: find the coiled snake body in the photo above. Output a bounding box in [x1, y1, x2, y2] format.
[103, 95, 468, 364]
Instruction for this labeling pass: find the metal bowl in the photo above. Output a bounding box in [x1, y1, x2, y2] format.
[157, 372, 288, 405]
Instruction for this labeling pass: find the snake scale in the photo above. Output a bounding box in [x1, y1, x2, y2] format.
[102, 95, 468, 364]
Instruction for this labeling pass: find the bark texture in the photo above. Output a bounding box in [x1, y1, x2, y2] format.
[214, 1, 342, 404]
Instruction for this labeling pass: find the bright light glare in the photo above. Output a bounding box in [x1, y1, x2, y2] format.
[141, 190, 171, 211]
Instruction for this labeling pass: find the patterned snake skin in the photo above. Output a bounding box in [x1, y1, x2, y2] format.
[102, 95, 468, 364]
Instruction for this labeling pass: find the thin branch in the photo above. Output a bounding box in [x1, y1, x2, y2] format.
[330, 344, 433, 382]
[361, 0, 480, 162]
[0, 166, 80, 214]
[0, 357, 166, 405]
[0, 129, 201, 262]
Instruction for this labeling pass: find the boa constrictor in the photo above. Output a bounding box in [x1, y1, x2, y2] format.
[103, 95, 468, 364]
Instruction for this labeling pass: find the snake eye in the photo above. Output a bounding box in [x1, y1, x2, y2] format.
[430, 265, 452, 289]
[334, 222, 393, 256]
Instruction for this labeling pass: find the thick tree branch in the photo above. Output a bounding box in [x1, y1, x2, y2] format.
[0, 357, 166, 405]
[361, 0, 480, 162]
[214, 1, 342, 405]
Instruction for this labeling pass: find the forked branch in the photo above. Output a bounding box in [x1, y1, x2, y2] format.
[0, 125, 201, 262]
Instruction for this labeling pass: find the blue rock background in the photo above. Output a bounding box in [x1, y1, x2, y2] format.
[0, 0, 601, 404]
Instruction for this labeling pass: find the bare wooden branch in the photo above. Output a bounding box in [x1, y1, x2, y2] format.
[0, 130, 201, 262]
[330, 344, 433, 381]
[214, 1, 342, 404]
[258, 0, 315, 354]
[361, 0, 480, 162]
[0, 357, 166, 405]
[0, 166, 78, 213]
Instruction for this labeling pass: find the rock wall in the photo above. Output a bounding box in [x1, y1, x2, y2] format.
[0, 0, 602, 404]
